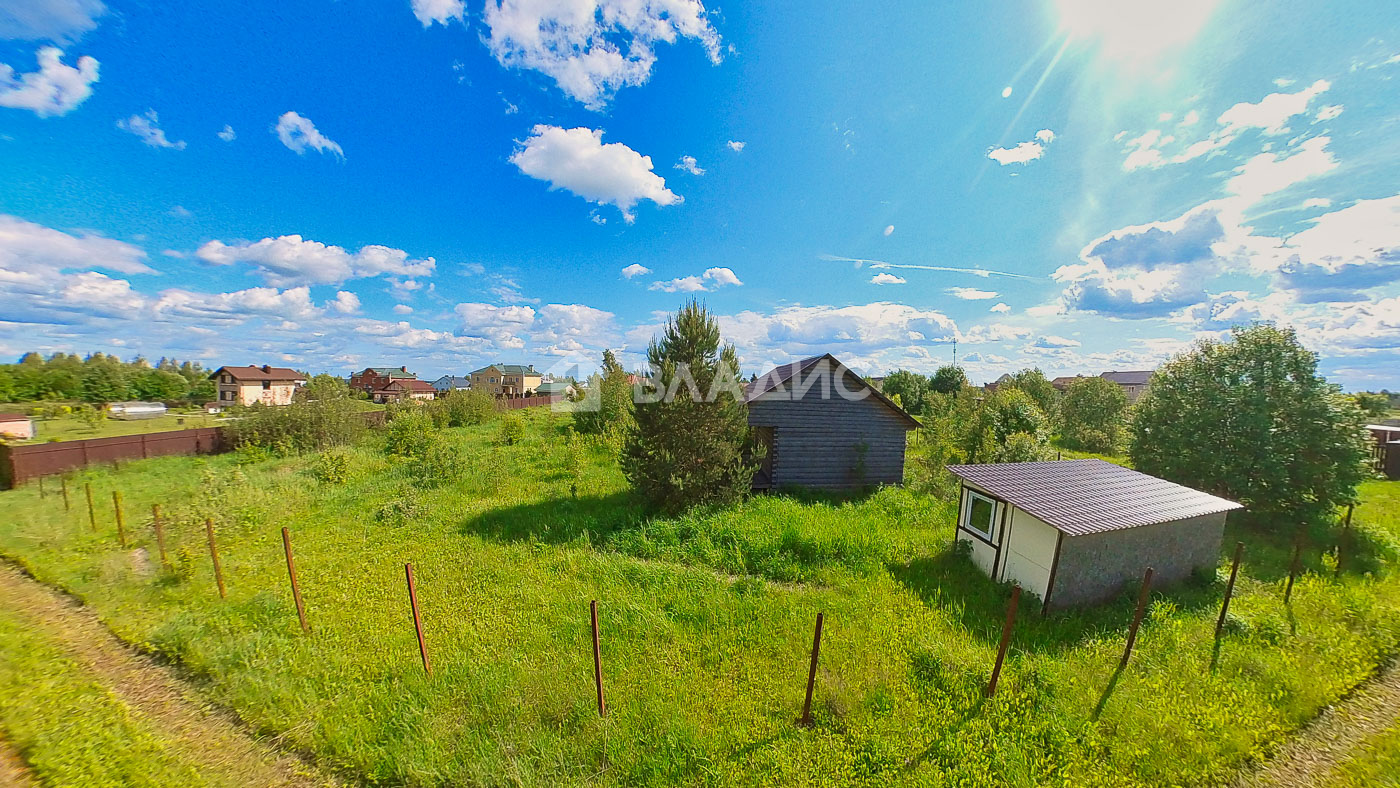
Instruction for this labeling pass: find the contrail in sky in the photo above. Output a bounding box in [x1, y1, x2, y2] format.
[819, 254, 1037, 280]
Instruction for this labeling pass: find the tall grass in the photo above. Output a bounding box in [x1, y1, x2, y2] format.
[0, 407, 1397, 785]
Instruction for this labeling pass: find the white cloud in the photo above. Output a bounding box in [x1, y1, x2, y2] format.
[990, 302, 1010, 313]
[1302, 197, 1332, 209]
[0, 0, 106, 42]
[1314, 104, 1343, 122]
[870, 272, 905, 285]
[0, 213, 152, 277]
[1225, 136, 1336, 206]
[620, 263, 650, 278]
[482, 0, 721, 109]
[1180, 109, 1200, 126]
[727, 140, 745, 152]
[329, 290, 361, 314]
[274, 111, 343, 158]
[987, 129, 1055, 165]
[410, 0, 465, 26]
[0, 46, 98, 117]
[1217, 79, 1329, 135]
[650, 266, 742, 292]
[1264, 194, 1400, 300]
[714, 302, 958, 370]
[883, 225, 894, 237]
[196, 235, 435, 287]
[393, 304, 414, 314]
[117, 109, 186, 149]
[510, 125, 679, 222]
[217, 124, 236, 142]
[152, 286, 320, 324]
[1001, 86, 1012, 98]
[947, 286, 999, 300]
[674, 154, 704, 176]
[1032, 335, 1080, 349]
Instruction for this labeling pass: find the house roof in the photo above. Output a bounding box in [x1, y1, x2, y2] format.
[383, 379, 437, 392]
[945, 459, 1243, 537]
[470, 363, 538, 375]
[1100, 370, 1154, 385]
[361, 367, 414, 378]
[210, 365, 307, 382]
[535, 380, 571, 392]
[433, 376, 471, 387]
[745, 353, 921, 429]
[1050, 376, 1084, 388]
[0, 412, 29, 422]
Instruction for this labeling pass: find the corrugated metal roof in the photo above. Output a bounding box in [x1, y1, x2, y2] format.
[945, 459, 1242, 536]
[745, 353, 921, 429]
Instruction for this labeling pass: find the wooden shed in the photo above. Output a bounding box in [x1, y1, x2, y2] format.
[946, 459, 1243, 610]
[746, 354, 919, 490]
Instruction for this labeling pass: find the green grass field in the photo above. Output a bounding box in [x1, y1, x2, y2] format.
[5, 411, 223, 443]
[1, 407, 1398, 786]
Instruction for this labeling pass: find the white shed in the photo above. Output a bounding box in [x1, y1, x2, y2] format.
[946, 459, 1243, 610]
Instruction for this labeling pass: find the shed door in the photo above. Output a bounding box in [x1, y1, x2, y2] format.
[752, 426, 775, 488]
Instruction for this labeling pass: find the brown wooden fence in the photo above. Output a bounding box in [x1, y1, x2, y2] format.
[498, 395, 565, 411]
[1, 428, 225, 489]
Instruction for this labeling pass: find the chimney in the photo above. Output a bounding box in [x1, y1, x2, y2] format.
[262, 364, 271, 373]
[401, 366, 407, 372]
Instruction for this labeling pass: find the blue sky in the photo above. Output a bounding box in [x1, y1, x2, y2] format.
[1, 0, 1398, 387]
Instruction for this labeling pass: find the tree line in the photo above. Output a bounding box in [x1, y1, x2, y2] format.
[0, 352, 217, 405]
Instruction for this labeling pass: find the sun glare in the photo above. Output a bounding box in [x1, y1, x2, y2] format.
[1055, 0, 1223, 62]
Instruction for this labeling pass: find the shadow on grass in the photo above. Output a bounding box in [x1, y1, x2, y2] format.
[889, 551, 1220, 654]
[460, 490, 646, 546]
[1223, 511, 1392, 582]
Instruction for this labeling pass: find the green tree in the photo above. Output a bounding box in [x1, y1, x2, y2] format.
[1352, 392, 1389, 421]
[964, 387, 1052, 463]
[882, 370, 930, 415]
[298, 373, 353, 402]
[132, 369, 191, 402]
[1060, 376, 1129, 453]
[622, 300, 755, 512]
[79, 363, 129, 403]
[1130, 324, 1368, 525]
[1007, 368, 1059, 424]
[928, 365, 968, 395]
[574, 349, 634, 437]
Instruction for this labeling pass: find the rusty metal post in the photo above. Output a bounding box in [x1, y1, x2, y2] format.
[151, 504, 168, 568]
[987, 585, 1021, 697]
[85, 483, 96, 531]
[282, 527, 309, 634]
[1215, 542, 1244, 640]
[112, 490, 127, 547]
[591, 600, 606, 717]
[205, 518, 226, 599]
[799, 611, 824, 726]
[405, 563, 431, 675]
[61, 476, 70, 511]
[1284, 534, 1303, 604]
[1121, 567, 1154, 667]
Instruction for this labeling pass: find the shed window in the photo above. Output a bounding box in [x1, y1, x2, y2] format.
[962, 490, 998, 542]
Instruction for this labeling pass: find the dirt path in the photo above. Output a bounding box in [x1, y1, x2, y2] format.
[0, 562, 337, 788]
[0, 734, 36, 787]
[1236, 661, 1400, 787]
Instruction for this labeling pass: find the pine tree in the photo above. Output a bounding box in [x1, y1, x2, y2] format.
[622, 300, 755, 512]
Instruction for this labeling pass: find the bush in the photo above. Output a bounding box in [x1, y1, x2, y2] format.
[432, 389, 497, 428]
[384, 409, 437, 458]
[374, 489, 423, 527]
[499, 415, 525, 446]
[312, 450, 352, 484]
[224, 398, 366, 454]
[409, 436, 470, 488]
[1060, 376, 1128, 453]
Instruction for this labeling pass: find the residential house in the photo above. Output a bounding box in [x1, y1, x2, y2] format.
[209, 365, 307, 407]
[469, 364, 542, 398]
[376, 378, 438, 403]
[0, 413, 34, 440]
[431, 375, 472, 395]
[947, 459, 1242, 610]
[746, 354, 920, 491]
[985, 373, 1014, 392]
[534, 380, 575, 398]
[1099, 370, 1154, 404]
[350, 366, 416, 396]
[1050, 375, 1085, 392]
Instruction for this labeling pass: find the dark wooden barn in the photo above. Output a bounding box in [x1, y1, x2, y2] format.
[745, 354, 920, 490]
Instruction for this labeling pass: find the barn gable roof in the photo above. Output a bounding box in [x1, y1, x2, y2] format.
[745, 354, 921, 429]
[945, 459, 1242, 536]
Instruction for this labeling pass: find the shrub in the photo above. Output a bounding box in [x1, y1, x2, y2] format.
[573, 349, 634, 436]
[223, 398, 366, 454]
[384, 409, 437, 458]
[499, 415, 525, 446]
[1060, 376, 1128, 453]
[433, 389, 497, 428]
[374, 489, 423, 527]
[312, 450, 352, 484]
[409, 436, 469, 488]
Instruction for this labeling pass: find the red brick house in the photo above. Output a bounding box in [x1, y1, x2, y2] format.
[350, 366, 416, 396]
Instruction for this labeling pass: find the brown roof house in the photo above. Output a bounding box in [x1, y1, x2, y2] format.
[350, 366, 416, 396]
[946, 459, 1242, 610]
[746, 354, 920, 490]
[209, 365, 307, 407]
[1099, 370, 1154, 404]
[375, 378, 438, 403]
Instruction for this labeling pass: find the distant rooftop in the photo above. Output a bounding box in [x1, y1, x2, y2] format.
[1100, 370, 1153, 385]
